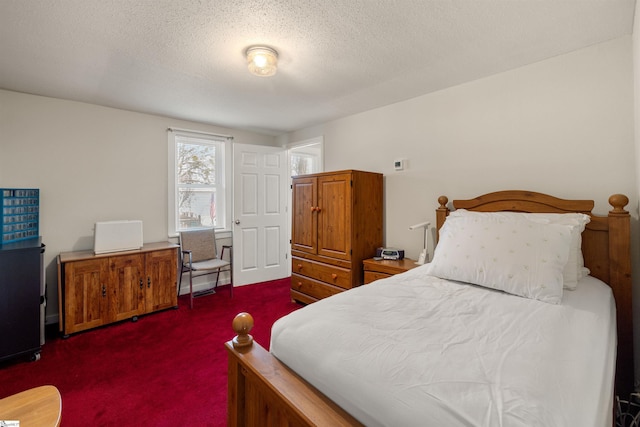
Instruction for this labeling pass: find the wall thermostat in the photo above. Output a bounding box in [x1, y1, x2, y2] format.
[394, 159, 404, 171]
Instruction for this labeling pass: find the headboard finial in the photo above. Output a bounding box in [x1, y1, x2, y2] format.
[608, 194, 629, 214]
[437, 196, 448, 209]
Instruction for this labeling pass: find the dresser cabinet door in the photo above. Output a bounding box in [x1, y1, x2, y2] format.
[65, 258, 110, 334]
[109, 254, 145, 322]
[145, 248, 178, 312]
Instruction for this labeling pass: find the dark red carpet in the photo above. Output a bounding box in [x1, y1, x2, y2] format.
[0, 278, 299, 426]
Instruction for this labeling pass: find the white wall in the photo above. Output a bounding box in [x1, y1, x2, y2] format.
[283, 36, 638, 383]
[284, 36, 635, 259]
[0, 89, 277, 322]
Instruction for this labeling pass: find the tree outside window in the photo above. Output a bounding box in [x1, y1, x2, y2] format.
[174, 135, 224, 231]
[291, 153, 314, 176]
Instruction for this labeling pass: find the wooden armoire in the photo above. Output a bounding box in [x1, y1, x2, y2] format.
[290, 170, 383, 304]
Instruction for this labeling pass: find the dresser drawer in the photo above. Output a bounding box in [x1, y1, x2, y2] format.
[292, 257, 351, 289]
[291, 273, 343, 300]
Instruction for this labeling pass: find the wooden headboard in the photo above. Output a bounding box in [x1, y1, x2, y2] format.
[435, 190, 633, 397]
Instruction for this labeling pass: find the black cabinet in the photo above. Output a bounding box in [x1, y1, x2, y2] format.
[0, 238, 44, 362]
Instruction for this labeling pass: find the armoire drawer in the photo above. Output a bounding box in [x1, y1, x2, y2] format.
[291, 273, 344, 300]
[292, 257, 351, 289]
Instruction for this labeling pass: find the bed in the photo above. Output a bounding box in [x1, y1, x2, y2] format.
[226, 190, 633, 426]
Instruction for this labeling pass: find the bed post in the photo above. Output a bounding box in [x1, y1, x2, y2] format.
[227, 312, 254, 427]
[436, 196, 449, 241]
[607, 194, 634, 398]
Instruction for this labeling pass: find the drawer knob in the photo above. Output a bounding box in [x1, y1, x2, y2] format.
[331, 273, 337, 280]
[297, 264, 303, 270]
[296, 281, 302, 289]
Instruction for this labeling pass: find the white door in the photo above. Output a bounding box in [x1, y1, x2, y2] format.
[233, 144, 289, 286]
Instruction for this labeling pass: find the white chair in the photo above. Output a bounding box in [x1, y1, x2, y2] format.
[179, 229, 232, 309]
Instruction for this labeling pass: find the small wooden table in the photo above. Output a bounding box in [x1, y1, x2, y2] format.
[363, 257, 421, 284]
[0, 385, 61, 426]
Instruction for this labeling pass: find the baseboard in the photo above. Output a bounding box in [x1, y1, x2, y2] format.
[177, 274, 231, 296]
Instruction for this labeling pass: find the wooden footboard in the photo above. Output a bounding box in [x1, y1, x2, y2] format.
[226, 312, 363, 427]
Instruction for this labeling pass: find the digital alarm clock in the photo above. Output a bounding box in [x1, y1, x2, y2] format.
[375, 247, 405, 260]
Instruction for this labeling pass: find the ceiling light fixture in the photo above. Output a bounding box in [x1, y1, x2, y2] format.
[245, 46, 278, 77]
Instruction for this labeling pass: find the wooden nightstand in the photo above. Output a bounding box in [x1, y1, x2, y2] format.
[363, 258, 421, 284]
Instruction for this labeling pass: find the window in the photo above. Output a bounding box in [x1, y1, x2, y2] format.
[288, 137, 323, 177]
[168, 130, 231, 236]
[291, 152, 315, 176]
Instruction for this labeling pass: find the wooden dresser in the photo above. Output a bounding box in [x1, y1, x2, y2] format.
[57, 241, 178, 336]
[290, 170, 383, 304]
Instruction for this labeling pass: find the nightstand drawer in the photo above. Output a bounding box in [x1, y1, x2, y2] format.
[364, 271, 390, 284]
[292, 257, 351, 289]
[362, 258, 420, 285]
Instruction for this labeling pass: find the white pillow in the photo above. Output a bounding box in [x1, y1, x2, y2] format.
[448, 210, 590, 290]
[427, 215, 574, 304]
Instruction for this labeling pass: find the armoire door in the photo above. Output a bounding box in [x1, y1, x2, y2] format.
[316, 173, 352, 261]
[291, 176, 317, 255]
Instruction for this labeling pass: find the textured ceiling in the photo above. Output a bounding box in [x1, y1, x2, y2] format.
[0, 0, 635, 136]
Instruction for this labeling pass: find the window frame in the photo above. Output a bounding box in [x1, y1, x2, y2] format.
[168, 129, 232, 237]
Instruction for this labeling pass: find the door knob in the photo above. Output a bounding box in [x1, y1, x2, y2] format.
[235, 220, 240, 225]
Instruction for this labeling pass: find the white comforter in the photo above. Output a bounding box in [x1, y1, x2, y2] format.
[270, 266, 616, 427]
